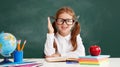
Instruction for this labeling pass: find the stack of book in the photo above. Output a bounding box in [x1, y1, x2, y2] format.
[78, 55, 110, 65]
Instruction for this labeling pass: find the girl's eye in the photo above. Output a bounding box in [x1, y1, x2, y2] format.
[56, 18, 74, 25]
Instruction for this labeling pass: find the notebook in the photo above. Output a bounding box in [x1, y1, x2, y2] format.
[45, 57, 78, 62]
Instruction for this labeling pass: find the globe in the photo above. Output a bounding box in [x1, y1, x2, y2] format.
[0, 32, 17, 64]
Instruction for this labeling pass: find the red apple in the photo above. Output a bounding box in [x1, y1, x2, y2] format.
[89, 45, 101, 56]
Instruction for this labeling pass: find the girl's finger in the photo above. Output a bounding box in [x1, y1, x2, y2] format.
[48, 17, 51, 24]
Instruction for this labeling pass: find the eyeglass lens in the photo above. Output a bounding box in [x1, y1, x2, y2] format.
[56, 18, 74, 25]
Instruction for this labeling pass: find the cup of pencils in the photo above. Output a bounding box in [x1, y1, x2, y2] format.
[13, 40, 26, 63]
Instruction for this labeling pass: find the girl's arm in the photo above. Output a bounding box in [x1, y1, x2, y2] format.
[44, 33, 61, 57]
[61, 34, 85, 58]
[44, 33, 56, 56]
[44, 17, 55, 56]
[44, 17, 61, 57]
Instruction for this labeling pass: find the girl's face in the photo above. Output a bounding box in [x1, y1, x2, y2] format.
[55, 12, 75, 36]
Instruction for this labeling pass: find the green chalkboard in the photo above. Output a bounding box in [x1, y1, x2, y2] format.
[0, 0, 120, 58]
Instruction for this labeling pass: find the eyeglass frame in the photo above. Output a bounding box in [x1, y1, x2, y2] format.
[55, 18, 76, 25]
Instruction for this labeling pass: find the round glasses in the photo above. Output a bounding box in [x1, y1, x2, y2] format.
[55, 18, 75, 25]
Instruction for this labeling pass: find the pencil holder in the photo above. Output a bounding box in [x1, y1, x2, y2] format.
[13, 50, 23, 63]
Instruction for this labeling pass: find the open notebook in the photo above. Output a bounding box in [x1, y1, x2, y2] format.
[45, 57, 78, 62]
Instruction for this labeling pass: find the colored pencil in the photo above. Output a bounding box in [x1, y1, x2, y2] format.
[21, 40, 26, 50]
[17, 40, 21, 51]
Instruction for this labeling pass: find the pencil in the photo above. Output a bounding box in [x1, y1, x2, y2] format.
[21, 40, 26, 50]
[17, 40, 21, 51]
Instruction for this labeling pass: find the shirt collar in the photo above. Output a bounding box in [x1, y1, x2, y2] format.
[56, 32, 71, 40]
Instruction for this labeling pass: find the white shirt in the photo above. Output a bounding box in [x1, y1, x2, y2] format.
[44, 33, 85, 58]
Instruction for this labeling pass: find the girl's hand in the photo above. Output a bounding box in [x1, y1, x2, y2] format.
[52, 53, 61, 57]
[48, 17, 54, 34]
[45, 53, 61, 58]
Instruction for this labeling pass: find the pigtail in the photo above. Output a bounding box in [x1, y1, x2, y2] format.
[52, 22, 58, 52]
[52, 22, 57, 33]
[71, 21, 80, 51]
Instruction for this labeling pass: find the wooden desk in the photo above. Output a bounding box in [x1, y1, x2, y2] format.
[0, 58, 120, 67]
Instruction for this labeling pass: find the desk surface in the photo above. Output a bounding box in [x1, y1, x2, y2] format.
[0, 58, 120, 67]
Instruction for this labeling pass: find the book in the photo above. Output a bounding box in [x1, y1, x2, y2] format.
[78, 55, 110, 65]
[45, 57, 78, 63]
[45, 57, 66, 62]
[1, 61, 42, 67]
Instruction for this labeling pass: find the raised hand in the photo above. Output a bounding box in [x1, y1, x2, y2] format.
[48, 17, 54, 34]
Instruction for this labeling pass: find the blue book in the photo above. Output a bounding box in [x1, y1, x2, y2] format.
[79, 55, 110, 59]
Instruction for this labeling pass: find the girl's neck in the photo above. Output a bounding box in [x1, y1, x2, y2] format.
[58, 31, 71, 37]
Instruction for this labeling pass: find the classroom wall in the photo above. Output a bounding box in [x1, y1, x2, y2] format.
[0, 0, 120, 58]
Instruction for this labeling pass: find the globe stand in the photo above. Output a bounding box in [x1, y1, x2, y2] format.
[0, 57, 12, 64]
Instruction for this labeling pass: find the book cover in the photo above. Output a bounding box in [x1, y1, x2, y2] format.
[79, 55, 110, 59]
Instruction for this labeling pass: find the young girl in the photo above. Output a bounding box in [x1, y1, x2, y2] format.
[44, 7, 85, 58]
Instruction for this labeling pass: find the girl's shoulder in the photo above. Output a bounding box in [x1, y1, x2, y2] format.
[77, 34, 81, 37]
[76, 34, 82, 40]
